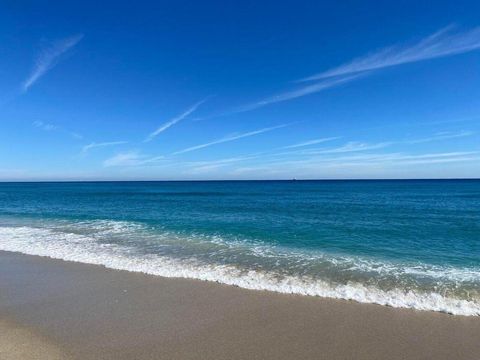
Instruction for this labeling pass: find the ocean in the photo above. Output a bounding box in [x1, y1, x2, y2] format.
[0, 180, 479, 315]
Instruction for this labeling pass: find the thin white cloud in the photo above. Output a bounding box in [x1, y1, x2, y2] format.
[252, 151, 480, 171]
[305, 141, 392, 155]
[33, 120, 57, 131]
[317, 151, 480, 168]
[199, 26, 480, 118]
[22, 34, 83, 92]
[185, 162, 237, 174]
[298, 131, 473, 156]
[234, 74, 363, 114]
[319, 151, 478, 163]
[187, 155, 259, 167]
[103, 151, 145, 167]
[184, 155, 261, 173]
[172, 124, 290, 155]
[32, 120, 83, 139]
[69, 132, 84, 140]
[283, 136, 340, 149]
[292, 132, 470, 156]
[145, 98, 208, 142]
[192, 69, 363, 122]
[406, 130, 474, 144]
[102, 149, 170, 167]
[189, 131, 472, 169]
[82, 141, 128, 154]
[301, 25, 480, 82]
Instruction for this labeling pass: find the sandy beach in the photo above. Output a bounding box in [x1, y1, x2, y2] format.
[0, 319, 70, 360]
[0, 250, 479, 359]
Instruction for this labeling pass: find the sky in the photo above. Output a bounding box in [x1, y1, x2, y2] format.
[1, 1, 480, 180]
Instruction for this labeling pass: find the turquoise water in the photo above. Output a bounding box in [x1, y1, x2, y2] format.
[0, 180, 479, 315]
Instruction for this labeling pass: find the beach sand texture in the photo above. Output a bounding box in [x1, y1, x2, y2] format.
[0, 319, 70, 360]
[1, 251, 479, 360]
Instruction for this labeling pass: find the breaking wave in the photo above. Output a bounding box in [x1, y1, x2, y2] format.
[0, 221, 479, 316]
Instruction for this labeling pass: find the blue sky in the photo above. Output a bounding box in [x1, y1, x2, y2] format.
[1, 1, 480, 180]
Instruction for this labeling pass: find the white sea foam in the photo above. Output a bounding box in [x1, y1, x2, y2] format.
[207, 236, 480, 284]
[0, 224, 479, 316]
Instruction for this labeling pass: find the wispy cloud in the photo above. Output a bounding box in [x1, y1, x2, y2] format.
[194, 75, 362, 121]
[318, 151, 478, 164]
[232, 74, 363, 114]
[172, 150, 480, 179]
[145, 98, 208, 142]
[102, 149, 170, 167]
[283, 136, 340, 149]
[81, 141, 128, 154]
[287, 131, 474, 157]
[184, 155, 262, 173]
[387, 151, 480, 165]
[310, 151, 480, 169]
[172, 124, 290, 155]
[250, 151, 480, 173]
[103, 151, 145, 167]
[70, 132, 84, 140]
[198, 25, 480, 119]
[32, 120, 83, 139]
[305, 141, 392, 155]
[301, 25, 480, 82]
[171, 131, 472, 171]
[406, 130, 474, 144]
[22, 34, 83, 92]
[33, 120, 57, 131]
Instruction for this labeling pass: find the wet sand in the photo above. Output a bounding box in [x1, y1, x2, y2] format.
[1, 250, 479, 359]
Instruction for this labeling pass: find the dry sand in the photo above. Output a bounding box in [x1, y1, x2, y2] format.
[0, 319, 70, 360]
[1, 251, 479, 359]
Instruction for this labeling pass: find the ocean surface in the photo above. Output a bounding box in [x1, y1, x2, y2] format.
[0, 180, 479, 315]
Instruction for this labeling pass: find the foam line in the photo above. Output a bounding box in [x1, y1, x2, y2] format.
[0, 225, 478, 316]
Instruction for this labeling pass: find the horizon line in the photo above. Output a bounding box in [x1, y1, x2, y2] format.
[0, 177, 479, 183]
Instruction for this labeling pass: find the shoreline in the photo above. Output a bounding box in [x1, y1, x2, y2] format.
[2, 226, 477, 316]
[1, 250, 480, 359]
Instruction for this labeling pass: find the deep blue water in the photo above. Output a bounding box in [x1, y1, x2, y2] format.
[0, 180, 479, 315]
